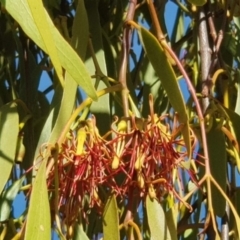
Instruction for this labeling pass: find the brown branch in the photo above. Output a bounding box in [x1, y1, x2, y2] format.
[145, 1, 210, 175]
[119, 0, 137, 118]
[199, 8, 212, 113]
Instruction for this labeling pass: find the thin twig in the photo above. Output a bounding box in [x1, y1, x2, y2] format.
[119, 0, 137, 118]
[145, 0, 210, 174]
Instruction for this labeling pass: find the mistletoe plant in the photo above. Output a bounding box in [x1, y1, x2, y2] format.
[0, 0, 240, 240]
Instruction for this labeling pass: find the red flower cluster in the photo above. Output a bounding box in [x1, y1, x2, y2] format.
[47, 113, 195, 224]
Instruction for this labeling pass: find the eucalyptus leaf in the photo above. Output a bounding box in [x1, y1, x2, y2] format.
[85, 0, 110, 134]
[224, 108, 240, 150]
[234, 70, 240, 116]
[25, 157, 51, 240]
[0, 103, 19, 195]
[34, 0, 89, 154]
[2, 0, 97, 101]
[138, 27, 190, 156]
[103, 195, 120, 240]
[27, 0, 64, 85]
[0, 176, 25, 222]
[207, 119, 227, 217]
[73, 221, 90, 240]
[165, 207, 177, 240]
[146, 195, 171, 240]
[186, 0, 207, 6]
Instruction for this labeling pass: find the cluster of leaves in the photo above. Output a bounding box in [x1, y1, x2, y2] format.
[1, 0, 240, 239]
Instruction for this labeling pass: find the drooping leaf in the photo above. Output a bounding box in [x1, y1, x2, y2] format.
[138, 27, 190, 156]
[27, 0, 64, 85]
[140, 52, 169, 117]
[85, 0, 110, 134]
[103, 195, 120, 240]
[25, 157, 51, 240]
[207, 119, 227, 217]
[234, 70, 240, 116]
[146, 195, 171, 240]
[2, 0, 97, 101]
[48, 0, 90, 144]
[73, 220, 90, 240]
[34, 0, 90, 151]
[0, 176, 25, 222]
[186, 0, 207, 6]
[33, 108, 54, 166]
[0, 103, 19, 194]
[165, 207, 177, 240]
[71, 0, 89, 60]
[49, 75, 77, 144]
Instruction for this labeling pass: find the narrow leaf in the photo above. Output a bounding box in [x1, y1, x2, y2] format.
[34, 0, 89, 151]
[72, 0, 89, 60]
[25, 158, 51, 240]
[103, 195, 120, 240]
[0, 103, 19, 194]
[49, 74, 77, 144]
[0, 176, 25, 222]
[138, 27, 190, 156]
[187, 0, 207, 6]
[235, 70, 240, 115]
[27, 0, 64, 85]
[207, 120, 227, 217]
[146, 195, 171, 240]
[73, 222, 90, 240]
[165, 208, 178, 240]
[85, 0, 110, 134]
[3, 0, 97, 101]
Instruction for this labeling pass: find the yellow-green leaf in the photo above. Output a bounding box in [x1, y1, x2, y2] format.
[138, 27, 190, 156]
[207, 120, 227, 217]
[34, 0, 89, 151]
[49, 75, 77, 144]
[0, 103, 19, 194]
[85, 0, 110, 134]
[25, 157, 51, 240]
[165, 207, 178, 240]
[72, 0, 89, 60]
[146, 195, 172, 240]
[103, 195, 120, 240]
[27, 0, 63, 86]
[187, 0, 207, 6]
[0, 176, 25, 222]
[73, 221, 89, 240]
[2, 0, 97, 101]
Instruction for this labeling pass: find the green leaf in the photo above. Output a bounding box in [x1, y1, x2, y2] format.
[207, 120, 227, 217]
[72, 0, 89, 60]
[2, 0, 97, 101]
[34, 0, 89, 151]
[85, 0, 110, 134]
[27, 0, 64, 85]
[49, 75, 77, 144]
[48, 0, 90, 144]
[25, 157, 51, 240]
[138, 27, 190, 156]
[103, 195, 120, 240]
[33, 108, 54, 166]
[224, 108, 240, 149]
[187, 0, 207, 6]
[140, 54, 169, 117]
[165, 208, 177, 240]
[234, 70, 240, 116]
[0, 103, 19, 194]
[146, 195, 172, 240]
[73, 221, 90, 240]
[0, 176, 25, 222]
